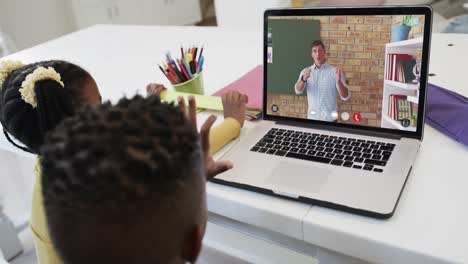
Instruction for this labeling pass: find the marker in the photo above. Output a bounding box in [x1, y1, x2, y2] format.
[189, 60, 196, 75]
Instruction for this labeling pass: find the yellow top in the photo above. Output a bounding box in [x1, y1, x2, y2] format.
[30, 117, 241, 263]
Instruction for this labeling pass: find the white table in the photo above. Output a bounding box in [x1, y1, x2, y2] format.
[1, 25, 467, 263]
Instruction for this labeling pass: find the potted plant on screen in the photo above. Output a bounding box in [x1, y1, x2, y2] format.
[410, 114, 417, 127]
[391, 15, 419, 42]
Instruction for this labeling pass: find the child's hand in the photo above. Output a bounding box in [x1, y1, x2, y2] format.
[222, 91, 249, 127]
[178, 96, 233, 180]
[146, 83, 167, 96]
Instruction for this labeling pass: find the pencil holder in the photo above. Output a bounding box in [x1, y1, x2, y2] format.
[172, 72, 204, 95]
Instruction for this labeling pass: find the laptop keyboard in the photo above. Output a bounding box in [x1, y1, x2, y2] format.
[250, 128, 395, 173]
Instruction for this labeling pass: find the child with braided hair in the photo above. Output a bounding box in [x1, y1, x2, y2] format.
[0, 60, 248, 263]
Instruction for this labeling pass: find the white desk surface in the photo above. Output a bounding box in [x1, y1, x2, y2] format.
[1, 25, 468, 263]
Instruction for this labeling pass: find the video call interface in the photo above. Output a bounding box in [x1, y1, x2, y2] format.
[266, 14, 425, 132]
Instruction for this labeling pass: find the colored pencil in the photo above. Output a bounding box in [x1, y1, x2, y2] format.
[183, 60, 193, 79]
[198, 46, 204, 61]
[178, 59, 191, 80]
[197, 56, 204, 73]
[158, 65, 168, 78]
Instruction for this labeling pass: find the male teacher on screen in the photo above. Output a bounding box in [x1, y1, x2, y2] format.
[295, 40, 350, 121]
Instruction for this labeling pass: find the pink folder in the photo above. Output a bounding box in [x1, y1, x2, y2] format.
[212, 65, 263, 110]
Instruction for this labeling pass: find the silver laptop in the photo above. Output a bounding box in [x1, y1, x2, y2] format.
[213, 6, 432, 218]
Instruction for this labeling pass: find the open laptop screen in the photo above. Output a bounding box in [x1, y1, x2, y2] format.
[264, 8, 431, 138]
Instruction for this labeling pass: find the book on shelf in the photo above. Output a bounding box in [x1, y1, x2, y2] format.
[388, 94, 416, 121]
[385, 54, 417, 83]
[401, 59, 417, 83]
[396, 97, 412, 120]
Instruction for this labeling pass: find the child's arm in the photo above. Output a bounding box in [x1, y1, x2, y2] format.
[209, 117, 241, 155]
[146, 83, 166, 95]
[209, 91, 248, 154]
[146, 84, 248, 154]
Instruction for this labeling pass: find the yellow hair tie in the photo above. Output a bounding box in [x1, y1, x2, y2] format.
[0, 60, 24, 88]
[19, 66, 64, 108]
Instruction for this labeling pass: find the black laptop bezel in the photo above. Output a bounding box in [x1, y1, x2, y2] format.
[263, 6, 432, 141]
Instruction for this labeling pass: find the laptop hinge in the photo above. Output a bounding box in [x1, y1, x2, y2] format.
[275, 120, 401, 140]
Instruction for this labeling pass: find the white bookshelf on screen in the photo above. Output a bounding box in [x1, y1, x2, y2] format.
[381, 37, 423, 132]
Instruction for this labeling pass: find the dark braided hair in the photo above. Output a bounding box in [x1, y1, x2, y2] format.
[40, 95, 202, 264]
[0, 60, 91, 154]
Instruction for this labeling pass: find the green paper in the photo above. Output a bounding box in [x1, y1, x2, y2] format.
[159, 90, 224, 111]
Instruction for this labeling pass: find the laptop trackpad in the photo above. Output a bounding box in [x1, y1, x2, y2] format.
[265, 162, 329, 194]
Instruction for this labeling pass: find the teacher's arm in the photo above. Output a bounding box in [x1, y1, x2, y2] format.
[335, 67, 350, 100]
[295, 68, 311, 94]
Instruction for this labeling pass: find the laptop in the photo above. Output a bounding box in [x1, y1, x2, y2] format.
[212, 6, 432, 219]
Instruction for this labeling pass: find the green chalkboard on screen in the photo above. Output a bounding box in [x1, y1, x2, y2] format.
[267, 19, 321, 95]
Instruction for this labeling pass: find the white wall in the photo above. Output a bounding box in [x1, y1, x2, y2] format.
[215, 0, 291, 29]
[0, 0, 76, 51]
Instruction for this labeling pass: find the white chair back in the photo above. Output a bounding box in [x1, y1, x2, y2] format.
[214, 0, 291, 29]
[0, 30, 17, 57]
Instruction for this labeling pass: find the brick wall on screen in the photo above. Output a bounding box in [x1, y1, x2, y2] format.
[267, 15, 424, 126]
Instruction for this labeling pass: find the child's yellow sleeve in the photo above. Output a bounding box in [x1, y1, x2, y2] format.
[209, 117, 241, 155]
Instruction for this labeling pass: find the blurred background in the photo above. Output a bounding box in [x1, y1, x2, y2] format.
[1, 0, 468, 57]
